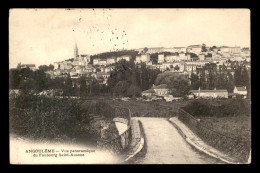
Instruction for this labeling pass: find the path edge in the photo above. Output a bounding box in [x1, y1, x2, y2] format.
[167, 117, 242, 164]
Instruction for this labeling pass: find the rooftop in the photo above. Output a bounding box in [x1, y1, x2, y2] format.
[142, 89, 155, 94]
[190, 89, 228, 93]
[152, 84, 168, 89]
[236, 86, 247, 91]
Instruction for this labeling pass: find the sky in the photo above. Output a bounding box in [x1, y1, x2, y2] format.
[9, 8, 250, 68]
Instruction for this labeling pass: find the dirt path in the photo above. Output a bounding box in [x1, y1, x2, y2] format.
[134, 117, 222, 164]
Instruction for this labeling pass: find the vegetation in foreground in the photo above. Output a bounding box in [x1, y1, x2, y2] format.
[182, 98, 251, 141]
[9, 94, 119, 146]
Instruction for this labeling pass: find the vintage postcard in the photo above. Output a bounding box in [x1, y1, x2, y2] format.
[9, 8, 251, 164]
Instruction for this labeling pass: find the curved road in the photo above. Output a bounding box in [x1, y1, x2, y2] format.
[133, 117, 223, 164]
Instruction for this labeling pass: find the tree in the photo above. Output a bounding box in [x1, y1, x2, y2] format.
[126, 84, 142, 98]
[202, 43, 207, 52]
[63, 75, 73, 96]
[78, 76, 87, 98]
[174, 65, 180, 71]
[169, 79, 190, 97]
[143, 47, 148, 54]
[190, 73, 200, 90]
[113, 81, 130, 97]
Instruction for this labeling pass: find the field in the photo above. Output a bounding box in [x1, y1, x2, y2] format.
[197, 115, 251, 142]
[105, 99, 192, 118]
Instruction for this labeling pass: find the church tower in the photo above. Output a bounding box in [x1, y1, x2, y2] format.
[74, 43, 79, 58]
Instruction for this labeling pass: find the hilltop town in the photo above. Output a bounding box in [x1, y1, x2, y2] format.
[13, 43, 250, 100]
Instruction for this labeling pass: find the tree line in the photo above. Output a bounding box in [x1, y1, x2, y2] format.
[190, 62, 250, 94]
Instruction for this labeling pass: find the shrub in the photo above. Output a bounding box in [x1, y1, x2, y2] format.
[9, 95, 118, 144]
[182, 98, 251, 117]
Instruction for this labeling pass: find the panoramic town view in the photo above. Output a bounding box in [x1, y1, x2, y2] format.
[9, 9, 251, 164]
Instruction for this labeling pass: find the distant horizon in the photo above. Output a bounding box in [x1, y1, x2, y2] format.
[9, 43, 250, 68]
[9, 9, 250, 68]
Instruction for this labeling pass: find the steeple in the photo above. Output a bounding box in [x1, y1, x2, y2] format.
[74, 43, 79, 58]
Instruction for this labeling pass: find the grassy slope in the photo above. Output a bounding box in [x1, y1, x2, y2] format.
[197, 115, 251, 141]
[106, 99, 191, 118]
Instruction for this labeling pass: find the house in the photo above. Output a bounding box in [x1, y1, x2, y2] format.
[135, 55, 141, 64]
[184, 64, 197, 72]
[186, 45, 202, 55]
[190, 88, 228, 99]
[158, 54, 165, 63]
[20, 64, 36, 71]
[107, 57, 116, 65]
[140, 54, 150, 63]
[93, 59, 107, 66]
[152, 84, 170, 96]
[147, 47, 164, 54]
[174, 47, 187, 53]
[233, 86, 247, 98]
[141, 89, 156, 97]
[199, 54, 205, 61]
[117, 55, 132, 62]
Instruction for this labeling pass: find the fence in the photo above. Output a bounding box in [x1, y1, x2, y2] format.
[97, 107, 132, 154]
[178, 109, 251, 163]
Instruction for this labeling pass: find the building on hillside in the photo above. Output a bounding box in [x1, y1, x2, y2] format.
[189, 88, 228, 99]
[165, 55, 178, 62]
[93, 59, 107, 66]
[141, 89, 156, 97]
[233, 86, 247, 98]
[242, 47, 250, 56]
[199, 54, 205, 61]
[186, 45, 202, 55]
[220, 46, 230, 53]
[184, 64, 197, 72]
[163, 47, 176, 53]
[20, 64, 36, 71]
[229, 47, 241, 54]
[158, 54, 165, 63]
[147, 47, 164, 54]
[152, 84, 170, 96]
[53, 62, 59, 70]
[135, 55, 141, 64]
[107, 57, 116, 65]
[174, 47, 186, 53]
[140, 54, 150, 63]
[117, 55, 132, 62]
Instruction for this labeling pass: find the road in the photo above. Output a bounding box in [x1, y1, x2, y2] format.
[132, 117, 223, 164]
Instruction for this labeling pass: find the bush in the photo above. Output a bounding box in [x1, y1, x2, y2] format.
[9, 95, 118, 144]
[182, 98, 251, 117]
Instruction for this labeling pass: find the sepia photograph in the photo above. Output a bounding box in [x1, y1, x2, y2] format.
[9, 8, 251, 164]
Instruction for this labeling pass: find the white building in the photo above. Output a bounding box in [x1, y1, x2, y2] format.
[20, 64, 36, 71]
[107, 57, 116, 65]
[158, 54, 165, 63]
[186, 45, 202, 55]
[117, 55, 131, 62]
[233, 86, 247, 98]
[199, 54, 205, 61]
[135, 55, 141, 64]
[190, 88, 228, 99]
[140, 54, 150, 63]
